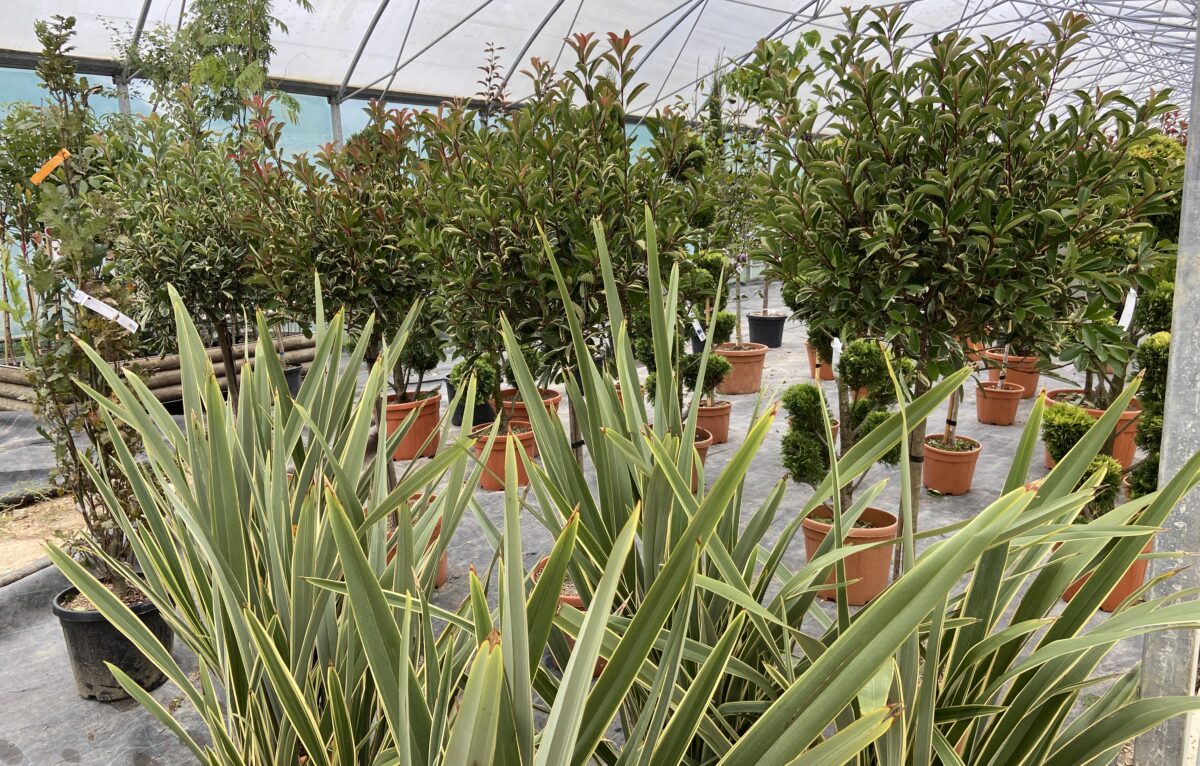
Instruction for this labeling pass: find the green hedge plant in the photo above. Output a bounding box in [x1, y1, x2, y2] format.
[1130, 330, 1170, 497]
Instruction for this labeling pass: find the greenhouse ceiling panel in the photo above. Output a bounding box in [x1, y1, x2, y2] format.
[0, 0, 1194, 111]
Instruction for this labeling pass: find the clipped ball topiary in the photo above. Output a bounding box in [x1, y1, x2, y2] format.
[1136, 331, 1170, 412]
[1128, 454, 1159, 499]
[781, 429, 829, 487]
[838, 339, 905, 405]
[781, 383, 831, 433]
[1080, 455, 1124, 521]
[682, 353, 732, 399]
[1133, 282, 1173, 336]
[1042, 402, 1096, 463]
[449, 356, 499, 396]
[712, 311, 736, 346]
[857, 408, 902, 465]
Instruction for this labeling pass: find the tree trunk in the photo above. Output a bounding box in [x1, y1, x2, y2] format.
[941, 388, 960, 445]
[213, 314, 239, 411]
[896, 386, 930, 579]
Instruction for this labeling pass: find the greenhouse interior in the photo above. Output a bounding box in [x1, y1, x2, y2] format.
[1, 0, 1199, 763]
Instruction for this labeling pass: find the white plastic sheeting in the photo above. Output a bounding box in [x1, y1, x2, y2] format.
[0, 0, 1193, 111]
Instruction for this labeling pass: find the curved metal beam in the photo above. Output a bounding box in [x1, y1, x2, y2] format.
[501, 0, 569, 89]
[337, 0, 393, 101]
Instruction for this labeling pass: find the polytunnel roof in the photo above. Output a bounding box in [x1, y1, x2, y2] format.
[0, 0, 1194, 114]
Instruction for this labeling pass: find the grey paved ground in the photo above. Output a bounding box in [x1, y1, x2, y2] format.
[0, 291, 1152, 764]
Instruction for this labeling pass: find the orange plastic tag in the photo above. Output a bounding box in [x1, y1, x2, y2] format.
[30, 149, 71, 185]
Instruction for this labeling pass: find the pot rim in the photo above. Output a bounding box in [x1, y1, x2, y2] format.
[498, 387, 562, 403]
[715, 342, 769, 357]
[694, 399, 733, 413]
[1046, 387, 1142, 416]
[52, 585, 160, 622]
[924, 434, 983, 457]
[978, 380, 1026, 396]
[802, 505, 899, 539]
[471, 419, 536, 444]
[748, 310, 788, 319]
[981, 349, 1040, 367]
[386, 389, 442, 408]
[694, 426, 714, 449]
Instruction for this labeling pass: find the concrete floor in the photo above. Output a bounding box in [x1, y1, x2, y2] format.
[0, 296, 1153, 764]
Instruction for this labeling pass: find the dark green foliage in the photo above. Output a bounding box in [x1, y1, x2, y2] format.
[449, 357, 498, 398]
[682, 353, 732, 399]
[644, 371, 658, 404]
[757, 8, 1177, 384]
[838, 340, 900, 406]
[807, 325, 834, 367]
[1128, 453, 1160, 499]
[781, 383, 831, 433]
[859, 409, 902, 466]
[1129, 133, 1185, 243]
[1043, 403, 1097, 463]
[1133, 282, 1173, 335]
[781, 429, 828, 487]
[1130, 331, 1170, 496]
[1080, 455, 1124, 521]
[1137, 332, 1171, 410]
[713, 311, 736, 346]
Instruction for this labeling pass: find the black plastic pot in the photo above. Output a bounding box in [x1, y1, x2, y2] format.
[284, 364, 303, 397]
[747, 311, 787, 348]
[446, 380, 495, 427]
[52, 586, 174, 701]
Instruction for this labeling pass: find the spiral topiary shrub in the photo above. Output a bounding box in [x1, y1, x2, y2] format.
[1130, 331, 1170, 497]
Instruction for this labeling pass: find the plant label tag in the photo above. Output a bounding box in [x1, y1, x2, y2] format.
[70, 288, 140, 333]
[692, 319, 706, 344]
[1118, 289, 1136, 331]
[30, 149, 70, 185]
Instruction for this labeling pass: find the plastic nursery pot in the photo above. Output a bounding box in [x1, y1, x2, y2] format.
[805, 342, 835, 381]
[923, 435, 983, 496]
[284, 364, 303, 397]
[714, 342, 769, 395]
[976, 381, 1025, 426]
[498, 387, 563, 420]
[1062, 539, 1153, 612]
[748, 311, 787, 348]
[52, 586, 174, 702]
[694, 399, 733, 444]
[530, 556, 605, 677]
[958, 337, 987, 364]
[983, 350, 1040, 399]
[384, 390, 442, 461]
[691, 427, 714, 493]
[387, 494, 449, 588]
[473, 420, 537, 492]
[801, 506, 898, 606]
[1047, 388, 1142, 470]
[445, 379, 495, 428]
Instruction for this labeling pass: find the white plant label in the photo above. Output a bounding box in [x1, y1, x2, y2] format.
[70, 288, 140, 333]
[1118, 289, 1137, 331]
[692, 318, 707, 344]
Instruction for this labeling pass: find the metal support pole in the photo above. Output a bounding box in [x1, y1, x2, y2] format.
[330, 98, 344, 147]
[115, 77, 131, 116]
[1135, 4, 1200, 764]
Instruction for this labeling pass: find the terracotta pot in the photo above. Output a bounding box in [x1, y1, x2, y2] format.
[694, 400, 732, 444]
[959, 337, 987, 364]
[1062, 539, 1153, 612]
[801, 506, 898, 605]
[806, 342, 835, 381]
[394, 494, 448, 588]
[829, 419, 840, 446]
[714, 342, 768, 394]
[473, 421, 536, 491]
[691, 427, 714, 492]
[498, 388, 563, 420]
[1047, 388, 1142, 469]
[976, 381, 1025, 425]
[614, 382, 644, 407]
[384, 390, 441, 460]
[923, 436, 982, 495]
[983, 350, 1040, 399]
[531, 556, 605, 677]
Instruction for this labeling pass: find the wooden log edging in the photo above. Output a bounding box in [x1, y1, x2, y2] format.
[0, 335, 318, 411]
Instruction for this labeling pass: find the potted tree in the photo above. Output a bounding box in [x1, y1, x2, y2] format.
[12, 17, 172, 701]
[447, 357, 498, 427]
[756, 8, 1175, 546]
[685, 353, 733, 444]
[240, 100, 446, 460]
[781, 341, 904, 604]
